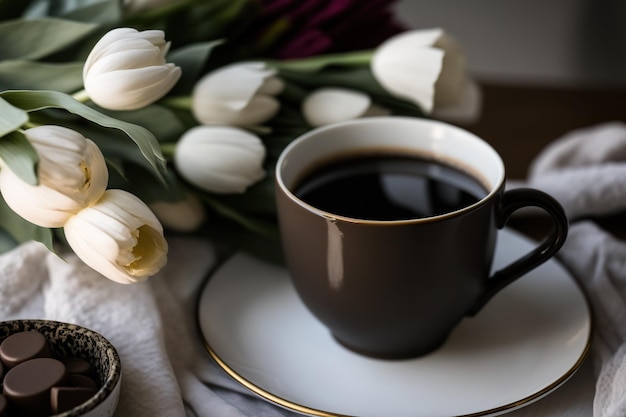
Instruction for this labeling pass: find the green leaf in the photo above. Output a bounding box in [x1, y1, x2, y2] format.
[0, 194, 53, 252]
[161, 96, 192, 111]
[0, 60, 84, 93]
[22, 112, 170, 190]
[0, 130, 38, 185]
[201, 193, 279, 239]
[278, 66, 388, 96]
[122, 0, 198, 21]
[263, 127, 308, 159]
[0, 227, 18, 254]
[103, 104, 188, 143]
[202, 219, 284, 264]
[60, 0, 122, 24]
[0, 0, 35, 21]
[109, 163, 184, 204]
[0, 97, 28, 137]
[217, 173, 277, 215]
[277, 81, 309, 104]
[129, 0, 257, 49]
[0, 90, 168, 182]
[0, 18, 97, 60]
[168, 40, 224, 95]
[266, 50, 374, 73]
[57, 121, 160, 170]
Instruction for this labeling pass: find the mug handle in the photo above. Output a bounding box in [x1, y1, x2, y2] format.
[467, 188, 569, 316]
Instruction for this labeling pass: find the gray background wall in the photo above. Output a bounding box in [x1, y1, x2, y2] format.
[395, 0, 626, 88]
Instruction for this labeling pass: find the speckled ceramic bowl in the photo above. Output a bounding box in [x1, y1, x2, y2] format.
[0, 319, 121, 417]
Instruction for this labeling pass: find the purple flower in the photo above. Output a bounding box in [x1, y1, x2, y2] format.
[251, 0, 407, 58]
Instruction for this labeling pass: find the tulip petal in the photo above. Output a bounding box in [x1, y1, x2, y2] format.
[383, 28, 445, 49]
[0, 166, 81, 227]
[258, 76, 285, 95]
[198, 168, 265, 194]
[65, 219, 137, 284]
[174, 126, 266, 194]
[83, 27, 180, 110]
[64, 189, 167, 284]
[26, 125, 85, 152]
[83, 28, 138, 75]
[372, 45, 444, 113]
[303, 87, 374, 127]
[86, 65, 181, 110]
[149, 194, 205, 232]
[198, 95, 280, 127]
[433, 33, 467, 106]
[86, 29, 166, 68]
[25, 126, 108, 207]
[87, 46, 165, 75]
[371, 28, 475, 116]
[191, 62, 282, 127]
[193, 64, 273, 110]
[0, 126, 109, 227]
[36, 140, 109, 204]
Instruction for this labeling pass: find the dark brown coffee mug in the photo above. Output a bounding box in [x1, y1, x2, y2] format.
[275, 117, 568, 359]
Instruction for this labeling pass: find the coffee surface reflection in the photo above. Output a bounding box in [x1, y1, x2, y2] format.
[294, 153, 488, 220]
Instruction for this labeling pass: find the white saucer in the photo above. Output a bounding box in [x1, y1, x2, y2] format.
[197, 228, 591, 417]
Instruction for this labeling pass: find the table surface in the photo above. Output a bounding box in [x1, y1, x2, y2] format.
[461, 81, 626, 241]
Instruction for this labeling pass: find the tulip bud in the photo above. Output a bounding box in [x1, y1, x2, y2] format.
[83, 27, 181, 111]
[0, 126, 108, 228]
[192, 62, 284, 127]
[149, 193, 206, 232]
[64, 189, 168, 284]
[302, 87, 389, 127]
[371, 28, 480, 121]
[174, 126, 266, 194]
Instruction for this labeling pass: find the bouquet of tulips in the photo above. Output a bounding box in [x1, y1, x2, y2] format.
[0, 0, 480, 284]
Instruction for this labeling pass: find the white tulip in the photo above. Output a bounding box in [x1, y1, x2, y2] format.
[174, 126, 266, 194]
[371, 28, 480, 120]
[0, 126, 108, 228]
[149, 193, 206, 232]
[83, 27, 181, 111]
[64, 189, 168, 284]
[302, 87, 389, 127]
[192, 62, 284, 127]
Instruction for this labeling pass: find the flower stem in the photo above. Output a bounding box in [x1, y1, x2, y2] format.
[161, 96, 192, 110]
[72, 89, 90, 103]
[160, 143, 177, 157]
[21, 121, 40, 130]
[266, 50, 375, 72]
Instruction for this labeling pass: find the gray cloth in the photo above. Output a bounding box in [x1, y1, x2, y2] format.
[0, 237, 295, 417]
[2, 121, 626, 416]
[524, 121, 626, 220]
[508, 121, 626, 416]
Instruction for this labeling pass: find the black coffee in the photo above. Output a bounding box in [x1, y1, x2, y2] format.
[294, 153, 488, 220]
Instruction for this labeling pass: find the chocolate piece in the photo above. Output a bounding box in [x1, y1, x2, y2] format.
[3, 357, 67, 416]
[0, 331, 51, 368]
[50, 386, 97, 414]
[0, 331, 102, 415]
[67, 373, 99, 391]
[62, 357, 94, 377]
